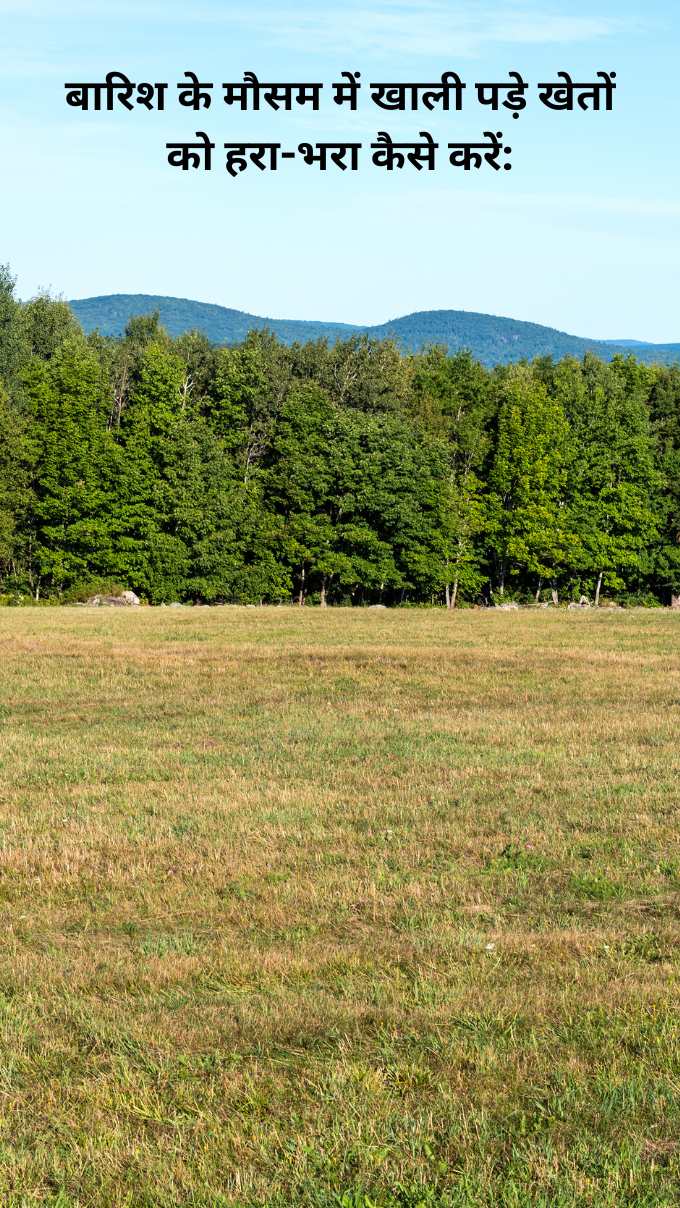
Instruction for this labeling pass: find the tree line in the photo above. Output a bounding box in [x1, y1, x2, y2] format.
[1, 265, 678, 607]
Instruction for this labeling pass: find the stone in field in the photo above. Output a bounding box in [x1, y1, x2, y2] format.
[87, 590, 140, 607]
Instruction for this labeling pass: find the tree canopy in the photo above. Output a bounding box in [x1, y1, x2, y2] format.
[0, 267, 676, 607]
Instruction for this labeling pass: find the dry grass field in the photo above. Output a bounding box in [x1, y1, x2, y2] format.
[0, 605, 679, 1207]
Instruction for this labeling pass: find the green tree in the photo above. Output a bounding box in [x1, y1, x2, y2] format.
[326, 336, 411, 412]
[486, 366, 573, 599]
[112, 340, 191, 600]
[647, 365, 680, 600]
[22, 334, 118, 597]
[0, 387, 33, 592]
[0, 264, 29, 388]
[20, 292, 80, 361]
[411, 350, 492, 605]
[268, 383, 356, 605]
[555, 355, 660, 603]
[212, 331, 292, 476]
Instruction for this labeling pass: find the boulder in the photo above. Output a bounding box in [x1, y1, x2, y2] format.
[495, 602, 519, 610]
[87, 590, 140, 607]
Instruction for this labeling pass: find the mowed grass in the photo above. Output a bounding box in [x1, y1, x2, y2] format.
[0, 606, 679, 1207]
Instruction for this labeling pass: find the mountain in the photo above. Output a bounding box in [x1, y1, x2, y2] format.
[70, 295, 359, 348]
[69, 294, 680, 368]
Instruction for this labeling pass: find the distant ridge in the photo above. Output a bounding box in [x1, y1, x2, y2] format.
[69, 294, 680, 368]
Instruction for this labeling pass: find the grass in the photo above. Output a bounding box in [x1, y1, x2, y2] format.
[0, 605, 679, 1206]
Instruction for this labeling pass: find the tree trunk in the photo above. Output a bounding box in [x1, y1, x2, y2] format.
[551, 589, 559, 606]
[595, 571, 604, 607]
[320, 577, 327, 608]
[535, 577, 542, 603]
[451, 578, 459, 610]
[445, 582, 451, 609]
[298, 565, 306, 607]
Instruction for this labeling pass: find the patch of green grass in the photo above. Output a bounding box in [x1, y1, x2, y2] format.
[569, 873, 628, 902]
[139, 930, 201, 957]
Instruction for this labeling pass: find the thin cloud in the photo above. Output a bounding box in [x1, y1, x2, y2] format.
[483, 190, 680, 221]
[0, 0, 642, 55]
[401, 187, 680, 222]
[238, 3, 640, 58]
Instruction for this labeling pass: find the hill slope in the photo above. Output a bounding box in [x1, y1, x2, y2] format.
[69, 294, 680, 367]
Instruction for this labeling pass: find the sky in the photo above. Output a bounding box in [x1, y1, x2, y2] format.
[1, 0, 678, 340]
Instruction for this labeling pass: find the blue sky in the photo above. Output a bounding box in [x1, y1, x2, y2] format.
[1, 0, 678, 340]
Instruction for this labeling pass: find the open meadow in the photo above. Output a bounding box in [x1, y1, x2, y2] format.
[0, 605, 679, 1207]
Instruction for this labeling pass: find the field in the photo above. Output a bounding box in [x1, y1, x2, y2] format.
[1, 606, 679, 1207]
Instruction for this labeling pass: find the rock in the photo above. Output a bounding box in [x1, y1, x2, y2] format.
[87, 590, 140, 607]
[578, 595, 591, 608]
[495, 602, 519, 610]
[368, 604, 387, 609]
[169, 602, 183, 608]
[672, 595, 680, 610]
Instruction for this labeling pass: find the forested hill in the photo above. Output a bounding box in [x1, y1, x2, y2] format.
[70, 296, 358, 350]
[69, 294, 680, 367]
